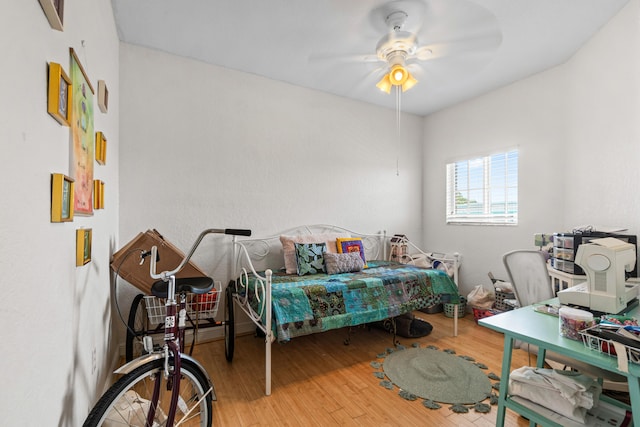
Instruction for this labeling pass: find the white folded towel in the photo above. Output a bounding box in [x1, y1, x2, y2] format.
[508, 366, 602, 423]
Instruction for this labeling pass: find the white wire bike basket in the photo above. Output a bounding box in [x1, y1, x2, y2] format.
[143, 281, 221, 324]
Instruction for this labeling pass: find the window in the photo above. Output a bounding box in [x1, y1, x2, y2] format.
[446, 150, 518, 225]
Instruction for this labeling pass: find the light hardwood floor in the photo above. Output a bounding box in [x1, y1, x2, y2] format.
[190, 312, 535, 426]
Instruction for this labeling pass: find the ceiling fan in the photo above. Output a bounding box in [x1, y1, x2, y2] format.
[369, 0, 503, 95]
[374, 10, 427, 93]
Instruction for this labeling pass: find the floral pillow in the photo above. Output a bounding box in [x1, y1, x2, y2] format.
[280, 233, 347, 274]
[294, 242, 327, 276]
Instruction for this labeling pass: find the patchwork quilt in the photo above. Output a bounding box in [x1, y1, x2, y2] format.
[236, 260, 459, 342]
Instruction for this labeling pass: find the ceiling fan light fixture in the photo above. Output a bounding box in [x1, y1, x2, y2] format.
[389, 64, 408, 85]
[376, 65, 418, 93]
[377, 64, 417, 93]
[376, 74, 392, 94]
[401, 72, 418, 92]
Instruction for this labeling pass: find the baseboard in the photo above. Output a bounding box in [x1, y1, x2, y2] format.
[185, 320, 257, 344]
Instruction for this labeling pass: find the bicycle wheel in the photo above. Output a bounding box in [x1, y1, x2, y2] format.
[125, 294, 147, 362]
[224, 286, 235, 362]
[83, 358, 212, 427]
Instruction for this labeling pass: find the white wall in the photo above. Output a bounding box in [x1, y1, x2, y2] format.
[0, 2, 120, 426]
[423, 0, 640, 296]
[564, 0, 640, 230]
[118, 43, 424, 336]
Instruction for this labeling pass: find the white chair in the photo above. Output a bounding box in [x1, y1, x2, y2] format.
[503, 249, 627, 389]
[503, 250, 554, 308]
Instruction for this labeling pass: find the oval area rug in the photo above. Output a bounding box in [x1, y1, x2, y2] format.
[382, 347, 491, 404]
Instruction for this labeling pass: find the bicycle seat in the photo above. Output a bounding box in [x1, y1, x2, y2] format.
[151, 276, 214, 298]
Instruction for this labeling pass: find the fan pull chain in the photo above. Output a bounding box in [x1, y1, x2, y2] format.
[395, 86, 401, 176]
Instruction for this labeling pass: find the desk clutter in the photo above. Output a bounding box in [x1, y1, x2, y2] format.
[531, 303, 640, 369]
[580, 316, 640, 370]
[531, 305, 640, 370]
[479, 297, 638, 426]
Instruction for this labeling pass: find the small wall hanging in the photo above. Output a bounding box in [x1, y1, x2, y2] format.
[93, 180, 104, 209]
[38, 0, 64, 31]
[97, 80, 109, 113]
[95, 131, 107, 165]
[50, 173, 74, 222]
[76, 228, 92, 266]
[47, 62, 72, 126]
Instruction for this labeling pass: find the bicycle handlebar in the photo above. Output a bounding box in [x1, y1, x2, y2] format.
[150, 228, 251, 280]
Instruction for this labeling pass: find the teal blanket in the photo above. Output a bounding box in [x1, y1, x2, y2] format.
[237, 260, 459, 342]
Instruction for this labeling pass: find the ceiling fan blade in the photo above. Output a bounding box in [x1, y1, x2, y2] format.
[308, 52, 379, 64]
[406, 62, 423, 76]
[338, 64, 390, 97]
[411, 48, 498, 88]
[414, 32, 502, 61]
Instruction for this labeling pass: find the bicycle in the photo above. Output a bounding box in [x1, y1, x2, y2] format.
[83, 228, 251, 427]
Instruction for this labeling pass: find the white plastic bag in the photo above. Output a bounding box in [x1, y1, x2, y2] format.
[494, 280, 514, 293]
[467, 285, 495, 309]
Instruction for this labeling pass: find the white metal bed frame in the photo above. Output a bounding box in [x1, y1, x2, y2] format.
[229, 224, 461, 395]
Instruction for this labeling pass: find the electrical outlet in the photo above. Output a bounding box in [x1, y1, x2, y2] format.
[91, 347, 97, 374]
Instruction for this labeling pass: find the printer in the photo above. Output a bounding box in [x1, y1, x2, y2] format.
[558, 237, 638, 314]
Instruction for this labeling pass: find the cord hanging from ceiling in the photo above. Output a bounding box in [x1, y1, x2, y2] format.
[395, 85, 401, 177]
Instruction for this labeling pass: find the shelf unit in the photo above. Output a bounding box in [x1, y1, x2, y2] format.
[547, 264, 585, 296]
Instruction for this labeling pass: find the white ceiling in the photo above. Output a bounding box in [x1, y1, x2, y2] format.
[112, 0, 629, 116]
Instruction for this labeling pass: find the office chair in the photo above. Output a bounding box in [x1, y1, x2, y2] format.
[503, 250, 554, 307]
[503, 250, 627, 390]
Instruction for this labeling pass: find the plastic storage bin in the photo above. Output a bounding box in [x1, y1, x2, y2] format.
[473, 307, 502, 323]
[550, 232, 638, 276]
[559, 306, 594, 341]
[443, 295, 466, 318]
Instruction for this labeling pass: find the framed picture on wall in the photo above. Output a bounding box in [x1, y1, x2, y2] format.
[76, 228, 92, 266]
[93, 180, 104, 209]
[95, 131, 107, 165]
[38, 0, 64, 31]
[47, 62, 72, 126]
[51, 173, 74, 222]
[97, 80, 109, 113]
[69, 47, 95, 216]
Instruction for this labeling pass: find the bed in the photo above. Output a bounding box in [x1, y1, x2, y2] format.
[229, 224, 461, 395]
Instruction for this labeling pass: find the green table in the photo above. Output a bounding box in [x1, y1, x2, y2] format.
[479, 299, 638, 426]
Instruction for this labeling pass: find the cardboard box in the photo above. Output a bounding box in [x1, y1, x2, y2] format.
[111, 229, 208, 295]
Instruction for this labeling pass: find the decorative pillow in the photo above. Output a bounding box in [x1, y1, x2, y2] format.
[336, 237, 367, 267]
[294, 242, 327, 276]
[324, 252, 364, 275]
[280, 232, 348, 274]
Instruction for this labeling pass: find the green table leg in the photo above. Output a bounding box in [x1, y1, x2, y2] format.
[628, 375, 640, 426]
[532, 345, 547, 426]
[537, 347, 546, 368]
[496, 334, 514, 427]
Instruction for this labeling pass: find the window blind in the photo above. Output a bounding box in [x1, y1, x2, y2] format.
[446, 150, 518, 225]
